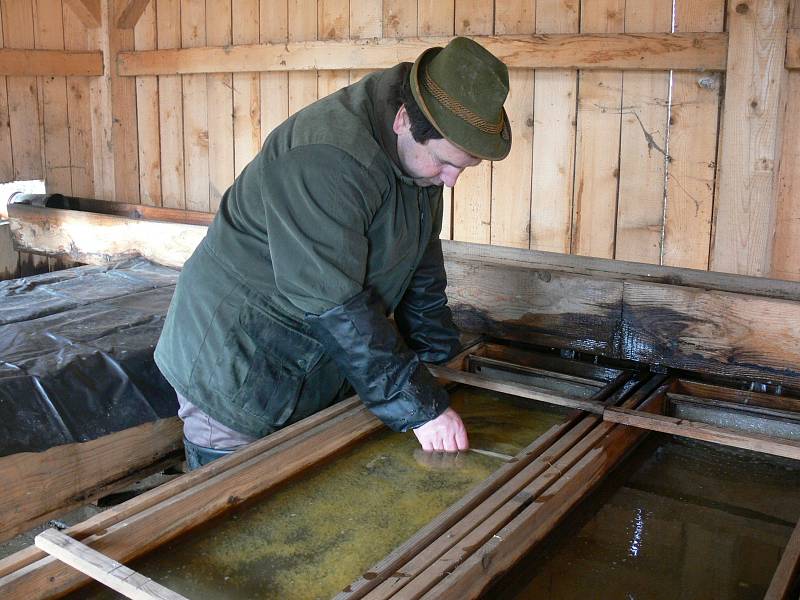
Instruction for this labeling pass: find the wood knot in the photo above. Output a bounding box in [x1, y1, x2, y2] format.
[735, 2, 749, 13]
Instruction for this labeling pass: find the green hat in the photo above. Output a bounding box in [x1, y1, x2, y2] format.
[410, 36, 512, 161]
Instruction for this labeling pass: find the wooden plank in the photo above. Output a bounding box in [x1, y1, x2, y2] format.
[788, 27, 799, 68]
[571, 0, 625, 259]
[180, 0, 209, 212]
[288, 0, 317, 115]
[116, 0, 152, 29]
[530, 0, 578, 254]
[63, 0, 101, 28]
[662, 0, 724, 269]
[614, 0, 672, 264]
[621, 280, 800, 388]
[116, 33, 731, 75]
[711, 0, 789, 276]
[0, 49, 103, 76]
[156, 0, 184, 209]
[0, 396, 363, 580]
[0, 6, 11, 183]
[8, 204, 207, 268]
[259, 0, 289, 139]
[444, 254, 623, 354]
[0, 221, 20, 279]
[0, 418, 183, 544]
[489, 2, 534, 250]
[427, 365, 606, 414]
[318, 0, 350, 100]
[348, 0, 381, 82]
[764, 518, 800, 600]
[35, 529, 188, 600]
[232, 0, 261, 178]
[452, 0, 494, 245]
[33, 0, 73, 196]
[2, 0, 43, 181]
[62, 3, 95, 197]
[675, 379, 800, 413]
[0, 405, 383, 599]
[383, 0, 416, 37]
[134, 0, 161, 207]
[604, 406, 800, 460]
[206, 0, 233, 211]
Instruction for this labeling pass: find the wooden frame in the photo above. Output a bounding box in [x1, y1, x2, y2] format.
[0, 49, 104, 77]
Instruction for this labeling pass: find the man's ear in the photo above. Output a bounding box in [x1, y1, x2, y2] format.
[393, 105, 411, 135]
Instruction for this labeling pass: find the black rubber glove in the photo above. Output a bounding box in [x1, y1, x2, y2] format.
[394, 237, 461, 364]
[306, 288, 449, 432]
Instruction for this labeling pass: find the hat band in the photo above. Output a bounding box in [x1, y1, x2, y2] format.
[423, 66, 505, 136]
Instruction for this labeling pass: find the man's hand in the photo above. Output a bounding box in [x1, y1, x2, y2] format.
[413, 408, 469, 452]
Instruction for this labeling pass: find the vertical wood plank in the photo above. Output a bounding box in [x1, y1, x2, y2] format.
[571, 0, 625, 259]
[288, 0, 317, 115]
[233, 0, 261, 177]
[62, 1, 95, 197]
[452, 0, 493, 244]
[384, 0, 417, 37]
[614, 0, 672, 264]
[206, 0, 233, 211]
[530, 0, 578, 254]
[662, 0, 724, 269]
[157, 0, 185, 209]
[88, 3, 114, 201]
[711, 0, 789, 276]
[0, 6, 14, 182]
[349, 0, 381, 83]
[2, 0, 43, 181]
[418, 0, 455, 241]
[318, 0, 349, 98]
[180, 0, 208, 212]
[33, 0, 72, 195]
[260, 0, 289, 139]
[771, 0, 800, 281]
[490, 0, 535, 249]
[134, 0, 162, 206]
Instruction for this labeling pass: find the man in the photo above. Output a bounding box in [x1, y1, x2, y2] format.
[154, 36, 512, 470]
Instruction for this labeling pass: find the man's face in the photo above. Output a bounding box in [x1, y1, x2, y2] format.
[393, 106, 482, 188]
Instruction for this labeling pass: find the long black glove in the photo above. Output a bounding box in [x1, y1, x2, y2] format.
[394, 237, 461, 364]
[306, 288, 449, 432]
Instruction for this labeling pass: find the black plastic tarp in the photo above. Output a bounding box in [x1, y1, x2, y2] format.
[0, 259, 179, 457]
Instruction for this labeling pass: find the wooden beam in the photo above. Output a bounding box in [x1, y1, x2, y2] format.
[116, 33, 729, 76]
[63, 0, 101, 29]
[765, 518, 800, 599]
[0, 418, 182, 545]
[115, 0, 151, 29]
[604, 407, 800, 460]
[787, 28, 799, 68]
[35, 529, 187, 600]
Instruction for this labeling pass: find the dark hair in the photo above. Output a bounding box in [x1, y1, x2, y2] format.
[399, 73, 443, 144]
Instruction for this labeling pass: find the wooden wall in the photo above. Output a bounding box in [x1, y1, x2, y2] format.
[0, 0, 798, 281]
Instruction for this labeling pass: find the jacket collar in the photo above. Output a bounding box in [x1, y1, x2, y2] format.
[372, 63, 418, 186]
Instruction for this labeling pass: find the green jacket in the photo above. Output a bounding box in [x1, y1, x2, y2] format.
[154, 64, 447, 437]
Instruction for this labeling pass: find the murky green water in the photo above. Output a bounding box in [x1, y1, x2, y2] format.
[72, 387, 569, 600]
[490, 435, 800, 600]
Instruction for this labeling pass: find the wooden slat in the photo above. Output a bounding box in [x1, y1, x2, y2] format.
[116, 0, 152, 29]
[452, 0, 494, 246]
[0, 405, 382, 599]
[571, 0, 625, 259]
[675, 379, 800, 413]
[318, 0, 350, 100]
[0, 48, 103, 76]
[180, 0, 209, 212]
[383, 0, 416, 37]
[0, 6, 11, 183]
[787, 27, 799, 68]
[764, 518, 800, 600]
[621, 280, 800, 388]
[348, 0, 381, 82]
[711, 0, 789, 276]
[0, 418, 182, 544]
[288, 0, 318, 115]
[260, 0, 289, 139]
[36, 529, 188, 600]
[116, 33, 731, 75]
[662, 0, 724, 269]
[206, 0, 233, 211]
[614, 0, 672, 264]
[63, 0, 101, 28]
[134, 0, 161, 206]
[489, 2, 534, 250]
[530, 0, 579, 254]
[232, 0, 261, 177]
[156, 0, 184, 209]
[2, 0, 43, 181]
